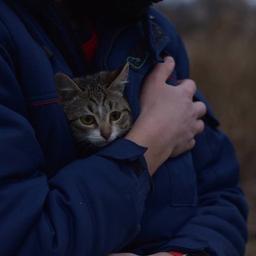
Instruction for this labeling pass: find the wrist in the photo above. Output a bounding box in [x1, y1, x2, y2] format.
[144, 146, 169, 175]
[125, 116, 154, 148]
[125, 123, 155, 175]
[126, 131, 171, 176]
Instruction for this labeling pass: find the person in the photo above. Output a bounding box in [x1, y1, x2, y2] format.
[0, 0, 248, 255]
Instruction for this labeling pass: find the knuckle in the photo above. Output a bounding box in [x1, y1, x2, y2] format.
[197, 120, 205, 132]
[191, 106, 198, 118]
[202, 103, 207, 114]
[181, 80, 197, 96]
[187, 79, 197, 90]
[198, 101, 207, 111]
[195, 101, 207, 116]
[188, 79, 196, 87]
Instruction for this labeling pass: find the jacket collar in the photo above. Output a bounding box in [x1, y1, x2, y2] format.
[144, 12, 170, 61]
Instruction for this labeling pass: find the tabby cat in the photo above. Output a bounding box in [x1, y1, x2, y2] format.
[55, 64, 132, 155]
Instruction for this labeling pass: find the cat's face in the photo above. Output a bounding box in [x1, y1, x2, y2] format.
[55, 64, 132, 149]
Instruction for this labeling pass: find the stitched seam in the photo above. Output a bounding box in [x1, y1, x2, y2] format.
[26, 92, 59, 102]
[31, 98, 60, 107]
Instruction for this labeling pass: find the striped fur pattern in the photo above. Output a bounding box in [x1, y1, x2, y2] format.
[55, 64, 132, 153]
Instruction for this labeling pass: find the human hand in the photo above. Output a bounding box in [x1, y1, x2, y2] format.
[126, 57, 206, 175]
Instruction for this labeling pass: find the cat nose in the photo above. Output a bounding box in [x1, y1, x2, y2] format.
[100, 128, 111, 140]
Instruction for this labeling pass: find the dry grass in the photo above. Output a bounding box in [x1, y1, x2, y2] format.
[158, 1, 256, 255]
[186, 20, 256, 256]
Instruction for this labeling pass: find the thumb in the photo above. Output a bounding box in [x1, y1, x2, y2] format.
[146, 56, 175, 86]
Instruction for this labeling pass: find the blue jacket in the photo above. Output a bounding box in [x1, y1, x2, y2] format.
[0, 0, 248, 255]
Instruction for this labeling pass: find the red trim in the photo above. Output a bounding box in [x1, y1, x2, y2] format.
[169, 252, 184, 256]
[31, 98, 61, 107]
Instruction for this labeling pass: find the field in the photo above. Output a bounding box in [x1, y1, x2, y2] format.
[158, 0, 256, 255]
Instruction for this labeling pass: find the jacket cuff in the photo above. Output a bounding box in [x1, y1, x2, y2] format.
[96, 138, 148, 161]
[96, 138, 151, 220]
[97, 138, 149, 178]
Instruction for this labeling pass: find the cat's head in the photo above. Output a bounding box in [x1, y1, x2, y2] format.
[55, 64, 132, 148]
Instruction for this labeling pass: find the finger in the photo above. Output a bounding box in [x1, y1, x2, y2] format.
[193, 101, 207, 118]
[171, 139, 196, 157]
[147, 56, 175, 85]
[194, 120, 205, 134]
[179, 79, 197, 98]
[188, 139, 196, 149]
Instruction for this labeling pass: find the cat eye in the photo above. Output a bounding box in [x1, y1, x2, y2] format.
[110, 111, 122, 122]
[80, 115, 95, 126]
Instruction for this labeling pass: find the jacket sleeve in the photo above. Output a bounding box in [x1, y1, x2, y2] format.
[0, 49, 150, 255]
[154, 12, 249, 256]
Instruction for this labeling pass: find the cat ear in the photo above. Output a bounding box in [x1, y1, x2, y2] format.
[55, 73, 82, 101]
[100, 70, 119, 84]
[108, 63, 129, 95]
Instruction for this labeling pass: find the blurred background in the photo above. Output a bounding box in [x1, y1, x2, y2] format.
[156, 0, 255, 255]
